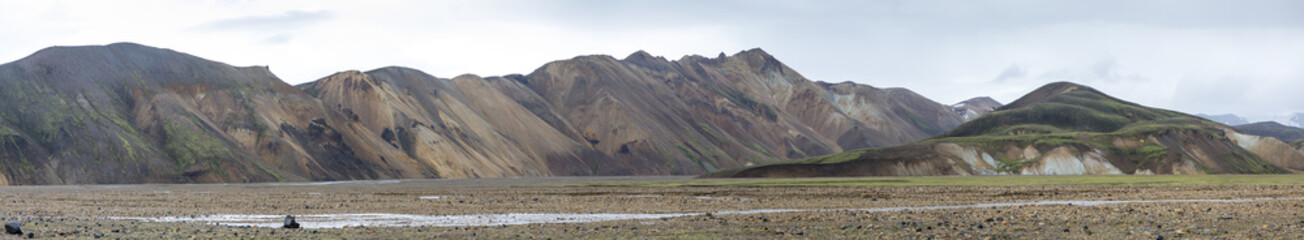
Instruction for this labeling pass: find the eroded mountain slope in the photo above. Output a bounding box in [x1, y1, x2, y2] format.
[0, 43, 968, 184]
[503, 49, 963, 174]
[0, 43, 398, 184]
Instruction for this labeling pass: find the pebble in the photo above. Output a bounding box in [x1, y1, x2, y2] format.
[283, 215, 300, 229]
[4, 221, 20, 235]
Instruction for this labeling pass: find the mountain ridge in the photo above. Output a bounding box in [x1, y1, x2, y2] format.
[0, 43, 975, 185]
[1235, 121, 1304, 144]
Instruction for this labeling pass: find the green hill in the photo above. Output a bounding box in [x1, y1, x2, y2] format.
[709, 82, 1304, 177]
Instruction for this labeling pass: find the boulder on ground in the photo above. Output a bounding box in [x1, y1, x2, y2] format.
[283, 215, 300, 229]
[4, 221, 20, 235]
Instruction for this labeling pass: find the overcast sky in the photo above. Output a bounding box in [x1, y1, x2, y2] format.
[2, 0, 1302, 118]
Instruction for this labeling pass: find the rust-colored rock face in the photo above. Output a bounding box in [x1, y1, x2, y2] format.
[502, 49, 964, 175]
[0, 43, 966, 184]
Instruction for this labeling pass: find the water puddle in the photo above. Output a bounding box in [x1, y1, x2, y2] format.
[694, 196, 755, 201]
[263, 179, 403, 186]
[111, 196, 1304, 229]
[619, 194, 664, 198]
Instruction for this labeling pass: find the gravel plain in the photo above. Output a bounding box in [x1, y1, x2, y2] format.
[1, 176, 1304, 239]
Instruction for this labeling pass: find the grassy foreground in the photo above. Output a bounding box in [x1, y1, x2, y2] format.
[582, 174, 1304, 187]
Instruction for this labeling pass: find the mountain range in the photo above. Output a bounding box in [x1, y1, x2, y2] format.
[711, 82, 1304, 177]
[0, 43, 976, 185]
[1234, 122, 1304, 144]
[1198, 113, 1304, 128]
[1196, 113, 1250, 126]
[3, 43, 1298, 185]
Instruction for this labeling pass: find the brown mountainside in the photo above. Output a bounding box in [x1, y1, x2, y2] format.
[487, 49, 964, 174]
[0, 43, 965, 185]
[0, 43, 393, 184]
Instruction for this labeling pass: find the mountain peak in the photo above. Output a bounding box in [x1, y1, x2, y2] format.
[621, 50, 674, 70]
[624, 50, 656, 61]
[1252, 121, 1288, 127]
[958, 96, 1000, 106]
[951, 96, 1003, 121]
[736, 48, 771, 58]
[20, 42, 166, 62]
[1000, 81, 1107, 110]
[105, 41, 151, 48]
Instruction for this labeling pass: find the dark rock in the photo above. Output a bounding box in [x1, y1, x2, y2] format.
[1155, 234, 1164, 240]
[283, 215, 300, 229]
[1219, 215, 1234, 220]
[4, 221, 20, 235]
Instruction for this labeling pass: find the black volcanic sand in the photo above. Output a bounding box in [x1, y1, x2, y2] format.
[1, 177, 1304, 239]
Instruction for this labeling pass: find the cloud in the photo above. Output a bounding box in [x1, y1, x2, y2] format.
[1170, 75, 1253, 114]
[1036, 57, 1149, 84]
[198, 10, 334, 32]
[260, 34, 292, 45]
[992, 65, 1027, 83]
[193, 10, 333, 45]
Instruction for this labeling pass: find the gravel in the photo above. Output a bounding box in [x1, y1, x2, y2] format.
[0, 177, 1302, 238]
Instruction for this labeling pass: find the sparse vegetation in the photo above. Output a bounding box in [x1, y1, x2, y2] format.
[0, 124, 17, 137]
[996, 156, 1037, 174]
[901, 109, 937, 134]
[161, 120, 231, 169]
[712, 85, 777, 121]
[799, 149, 866, 164]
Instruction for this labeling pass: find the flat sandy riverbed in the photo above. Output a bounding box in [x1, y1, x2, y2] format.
[3, 176, 1304, 239]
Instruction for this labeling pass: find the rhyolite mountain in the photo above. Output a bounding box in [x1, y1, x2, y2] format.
[951, 97, 1002, 121]
[0, 43, 967, 185]
[710, 82, 1304, 177]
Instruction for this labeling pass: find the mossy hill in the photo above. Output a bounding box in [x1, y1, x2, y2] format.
[710, 82, 1303, 178]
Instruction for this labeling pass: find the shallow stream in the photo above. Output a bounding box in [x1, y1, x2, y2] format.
[111, 196, 1304, 229]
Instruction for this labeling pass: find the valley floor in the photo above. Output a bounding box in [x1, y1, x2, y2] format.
[2, 175, 1304, 239]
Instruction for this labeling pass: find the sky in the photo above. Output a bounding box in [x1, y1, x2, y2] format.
[1, 0, 1302, 119]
